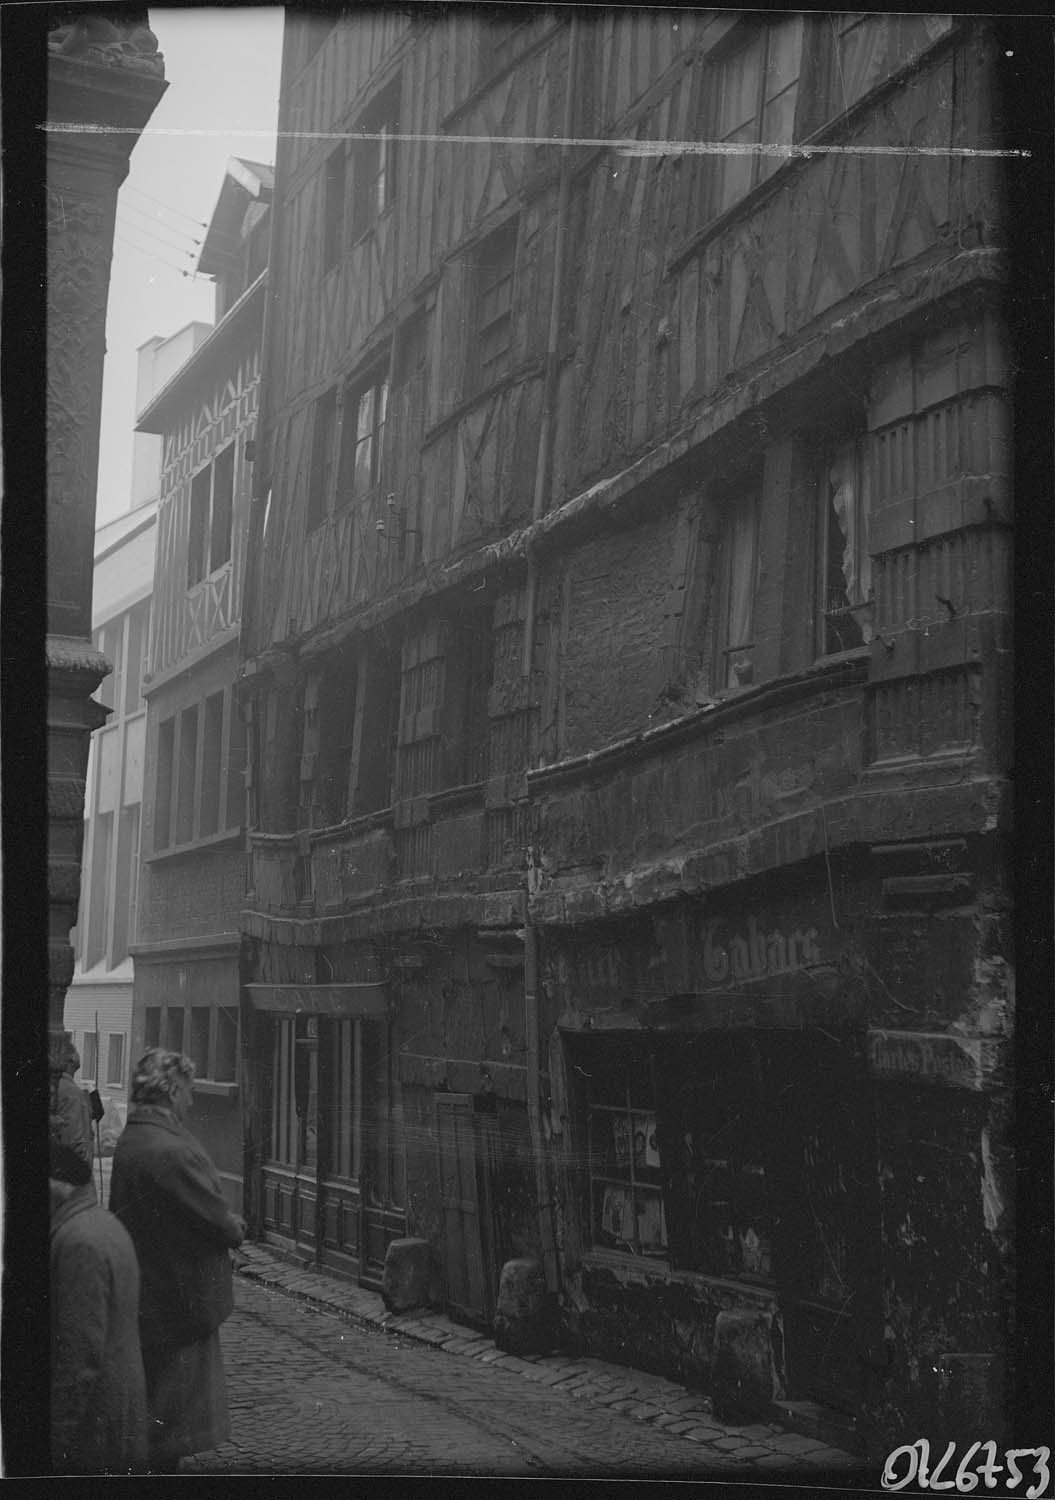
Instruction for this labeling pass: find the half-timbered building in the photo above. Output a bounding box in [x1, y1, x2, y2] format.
[131, 158, 272, 1210]
[239, 10, 1013, 1449]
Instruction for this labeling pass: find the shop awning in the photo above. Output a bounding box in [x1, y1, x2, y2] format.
[246, 983, 387, 1018]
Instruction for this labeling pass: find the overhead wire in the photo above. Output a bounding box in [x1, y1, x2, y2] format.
[116, 214, 199, 261]
[123, 182, 210, 230]
[121, 197, 203, 248]
[113, 233, 206, 281]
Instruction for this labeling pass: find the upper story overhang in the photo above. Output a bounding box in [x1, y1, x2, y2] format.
[135, 270, 266, 435]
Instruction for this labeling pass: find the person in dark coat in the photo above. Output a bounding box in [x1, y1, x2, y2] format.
[50, 1139, 148, 1474]
[109, 1048, 245, 1470]
[53, 1039, 95, 1179]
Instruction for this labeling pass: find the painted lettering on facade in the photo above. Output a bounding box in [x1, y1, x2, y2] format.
[867, 1030, 986, 1090]
[701, 916, 822, 986]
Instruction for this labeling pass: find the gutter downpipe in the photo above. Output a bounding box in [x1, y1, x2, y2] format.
[523, 11, 580, 1298]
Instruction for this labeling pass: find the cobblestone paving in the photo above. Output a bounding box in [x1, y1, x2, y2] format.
[181, 1276, 868, 1479]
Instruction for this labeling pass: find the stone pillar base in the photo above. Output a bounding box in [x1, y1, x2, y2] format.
[381, 1238, 441, 1313]
[493, 1258, 558, 1356]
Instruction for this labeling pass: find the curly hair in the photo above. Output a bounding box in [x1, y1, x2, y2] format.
[130, 1047, 196, 1106]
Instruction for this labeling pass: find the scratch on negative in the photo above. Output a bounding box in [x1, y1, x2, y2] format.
[39, 123, 1030, 159]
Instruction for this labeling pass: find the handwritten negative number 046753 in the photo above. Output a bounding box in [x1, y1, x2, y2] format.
[881, 1440, 1051, 1496]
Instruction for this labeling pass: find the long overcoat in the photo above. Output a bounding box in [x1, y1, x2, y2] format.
[51, 1183, 149, 1473]
[109, 1104, 244, 1353]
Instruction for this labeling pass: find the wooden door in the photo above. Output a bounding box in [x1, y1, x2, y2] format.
[261, 1015, 321, 1255]
[769, 1031, 882, 1413]
[434, 1093, 500, 1327]
[358, 1019, 406, 1287]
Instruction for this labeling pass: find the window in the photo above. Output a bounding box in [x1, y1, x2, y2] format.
[86, 810, 113, 969]
[81, 1032, 99, 1082]
[472, 219, 517, 391]
[445, 604, 494, 788]
[190, 1008, 212, 1074]
[123, 600, 150, 715]
[106, 1033, 126, 1088]
[323, 146, 346, 272]
[154, 716, 175, 850]
[214, 1007, 238, 1082]
[164, 1008, 184, 1053]
[175, 705, 199, 845]
[354, 639, 401, 815]
[144, 1007, 161, 1049]
[111, 804, 140, 966]
[478, 5, 534, 78]
[662, 1036, 773, 1282]
[306, 388, 338, 531]
[716, 490, 761, 690]
[704, 17, 804, 221]
[317, 653, 359, 824]
[817, 433, 872, 656]
[338, 370, 388, 505]
[200, 692, 225, 838]
[224, 698, 245, 832]
[812, 14, 953, 128]
[348, 79, 400, 242]
[585, 1041, 667, 1258]
[94, 621, 124, 713]
[187, 445, 236, 586]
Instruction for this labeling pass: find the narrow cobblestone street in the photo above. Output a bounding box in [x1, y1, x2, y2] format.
[179, 1272, 868, 1480]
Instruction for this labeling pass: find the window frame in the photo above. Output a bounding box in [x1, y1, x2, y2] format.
[187, 441, 238, 589]
[814, 427, 873, 660]
[306, 387, 339, 532]
[147, 1001, 241, 1086]
[584, 1047, 668, 1260]
[471, 218, 518, 394]
[701, 15, 807, 225]
[347, 78, 401, 245]
[337, 367, 389, 508]
[714, 486, 762, 693]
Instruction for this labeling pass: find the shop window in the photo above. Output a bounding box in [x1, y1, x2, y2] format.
[306, 387, 338, 531]
[471, 219, 517, 392]
[144, 1007, 161, 1049]
[702, 17, 804, 222]
[338, 369, 388, 504]
[715, 488, 761, 690]
[106, 1033, 126, 1088]
[816, 432, 872, 657]
[585, 1042, 667, 1258]
[661, 1035, 774, 1282]
[154, 716, 175, 850]
[348, 79, 400, 242]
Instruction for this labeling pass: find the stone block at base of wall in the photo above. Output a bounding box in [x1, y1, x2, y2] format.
[494, 1258, 559, 1356]
[711, 1308, 785, 1422]
[381, 1238, 441, 1313]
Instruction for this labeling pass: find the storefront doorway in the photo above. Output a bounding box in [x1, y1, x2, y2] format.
[250, 985, 406, 1285]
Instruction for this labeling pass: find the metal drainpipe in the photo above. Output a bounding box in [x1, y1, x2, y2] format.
[523, 12, 580, 1298]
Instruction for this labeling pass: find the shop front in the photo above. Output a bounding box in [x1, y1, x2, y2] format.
[545, 870, 887, 1423]
[246, 982, 406, 1286]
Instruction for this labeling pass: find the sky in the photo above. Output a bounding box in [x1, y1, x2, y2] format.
[96, 6, 284, 526]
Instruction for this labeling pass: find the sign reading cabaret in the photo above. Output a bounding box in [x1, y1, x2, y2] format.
[700, 915, 823, 986]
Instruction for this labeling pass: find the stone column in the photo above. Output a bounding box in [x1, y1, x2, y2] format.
[45, 13, 166, 1092]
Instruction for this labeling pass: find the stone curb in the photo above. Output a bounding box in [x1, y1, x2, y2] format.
[234, 1245, 866, 1472]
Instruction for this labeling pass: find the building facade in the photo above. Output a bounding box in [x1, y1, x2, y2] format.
[132, 158, 271, 1211]
[64, 496, 156, 1142]
[239, 11, 1013, 1449]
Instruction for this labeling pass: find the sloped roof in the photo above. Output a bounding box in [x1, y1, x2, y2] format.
[197, 156, 274, 277]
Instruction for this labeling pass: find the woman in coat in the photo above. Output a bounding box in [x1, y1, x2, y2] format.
[50, 1139, 148, 1473]
[109, 1048, 245, 1470]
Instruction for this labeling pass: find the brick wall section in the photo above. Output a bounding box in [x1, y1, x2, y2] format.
[560, 509, 683, 758]
[137, 848, 246, 943]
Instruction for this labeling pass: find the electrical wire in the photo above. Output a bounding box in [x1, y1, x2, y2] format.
[116, 215, 198, 261]
[121, 197, 203, 248]
[113, 233, 205, 281]
[124, 182, 210, 230]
